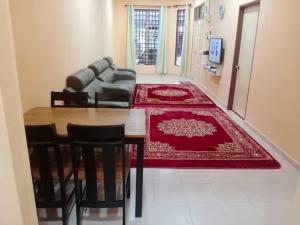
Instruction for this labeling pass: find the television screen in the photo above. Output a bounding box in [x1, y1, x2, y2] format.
[208, 38, 223, 64]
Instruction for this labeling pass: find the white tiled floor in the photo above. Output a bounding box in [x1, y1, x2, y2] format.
[43, 74, 300, 225]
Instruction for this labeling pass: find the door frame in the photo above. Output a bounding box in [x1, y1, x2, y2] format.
[227, 0, 260, 114]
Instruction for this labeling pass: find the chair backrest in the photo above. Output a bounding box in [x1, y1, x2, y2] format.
[51, 91, 88, 108]
[25, 124, 64, 206]
[95, 92, 130, 108]
[67, 124, 126, 203]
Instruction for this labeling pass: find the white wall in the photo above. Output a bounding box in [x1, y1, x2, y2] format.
[246, 0, 300, 165]
[0, 0, 38, 224]
[194, 0, 300, 164]
[9, 0, 115, 112]
[193, 0, 251, 105]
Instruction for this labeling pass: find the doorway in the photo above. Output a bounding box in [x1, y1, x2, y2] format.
[228, 1, 260, 118]
[190, 3, 205, 82]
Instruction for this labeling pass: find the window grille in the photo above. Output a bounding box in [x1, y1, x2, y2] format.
[134, 9, 160, 65]
[175, 9, 186, 66]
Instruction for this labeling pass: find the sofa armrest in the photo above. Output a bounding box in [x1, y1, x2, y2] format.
[117, 68, 136, 75]
[113, 71, 136, 81]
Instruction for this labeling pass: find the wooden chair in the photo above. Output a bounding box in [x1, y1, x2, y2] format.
[51, 91, 89, 108]
[67, 124, 131, 225]
[25, 124, 75, 225]
[95, 92, 131, 108]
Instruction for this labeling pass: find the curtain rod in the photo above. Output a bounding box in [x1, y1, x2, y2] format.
[124, 4, 171, 8]
[124, 4, 192, 8]
[174, 4, 192, 7]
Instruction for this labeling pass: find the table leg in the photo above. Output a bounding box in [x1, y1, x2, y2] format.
[135, 140, 144, 217]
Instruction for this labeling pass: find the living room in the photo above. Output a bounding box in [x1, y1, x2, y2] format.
[1, 0, 300, 225]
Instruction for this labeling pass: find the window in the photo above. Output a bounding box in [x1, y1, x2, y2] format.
[134, 9, 160, 65]
[194, 4, 205, 21]
[175, 9, 186, 66]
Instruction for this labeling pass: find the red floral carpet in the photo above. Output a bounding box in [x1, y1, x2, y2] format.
[131, 108, 280, 168]
[132, 84, 215, 108]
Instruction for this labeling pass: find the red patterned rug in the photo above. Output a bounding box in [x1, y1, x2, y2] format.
[132, 84, 215, 108]
[131, 108, 280, 168]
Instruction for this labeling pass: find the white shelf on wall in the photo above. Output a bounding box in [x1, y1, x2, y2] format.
[201, 63, 222, 77]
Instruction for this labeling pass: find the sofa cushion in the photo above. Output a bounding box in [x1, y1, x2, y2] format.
[82, 79, 104, 99]
[97, 68, 115, 83]
[66, 68, 95, 91]
[88, 60, 109, 75]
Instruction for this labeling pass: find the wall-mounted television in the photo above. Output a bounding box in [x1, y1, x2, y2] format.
[208, 38, 223, 64]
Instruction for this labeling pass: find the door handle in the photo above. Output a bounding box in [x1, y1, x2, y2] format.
[235, 65, 240, 70]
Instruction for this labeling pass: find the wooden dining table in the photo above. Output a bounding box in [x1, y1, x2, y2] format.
[24, 107, 146, 217]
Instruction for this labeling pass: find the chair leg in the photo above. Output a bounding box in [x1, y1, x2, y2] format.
[37, 181, 43, 198]
[76, 205, 81, 225]
[126, 170, 130, 199]
[122, 203, 126, 225]
[79, 181, 83, 199]
[62, 206, 68, 225]
[74, 179, 82, 225]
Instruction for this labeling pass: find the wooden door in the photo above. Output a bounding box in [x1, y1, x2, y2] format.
[230, 3, 260, 118]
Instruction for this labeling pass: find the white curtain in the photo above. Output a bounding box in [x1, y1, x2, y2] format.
[127, 5, 136, 70]
[156, 6, 168, 74]
[180, 5, 191, 76]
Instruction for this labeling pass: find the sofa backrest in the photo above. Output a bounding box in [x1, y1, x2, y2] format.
[66, 68, 104, 99]
[103, 56, 113, 65]
[88, 59, 115, 83]
[97, 68, 115, 83]
[103, 56, 118, 71]
[88, 60, 109, 76]
[66, 68, 95, 91]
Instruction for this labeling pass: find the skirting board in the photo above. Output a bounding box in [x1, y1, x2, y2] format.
[194, 80, 300, 171]
[193, 81, 227, 109]
[244, 120, 300, 171]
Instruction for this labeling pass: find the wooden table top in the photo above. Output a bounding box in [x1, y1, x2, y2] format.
[24, 107, 146, 138]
